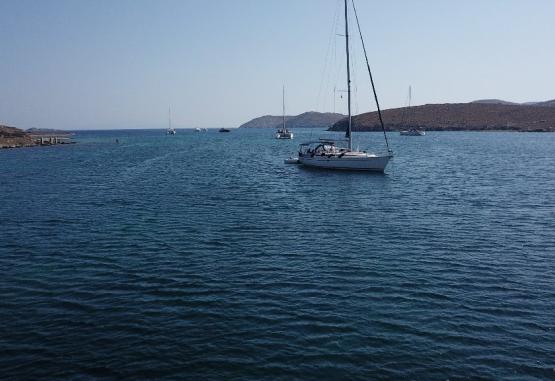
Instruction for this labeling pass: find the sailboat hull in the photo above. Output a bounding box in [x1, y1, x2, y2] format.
[400, 130, 425, 136]
[298, 152, 392, 172]
[275, 132, 293, 139]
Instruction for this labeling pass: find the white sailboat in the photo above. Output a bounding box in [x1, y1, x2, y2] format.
[166, 107, 176, 135]
[276, 86, 293, 139]
[294, 0, 392, 172]
[400, 86, 425, 136]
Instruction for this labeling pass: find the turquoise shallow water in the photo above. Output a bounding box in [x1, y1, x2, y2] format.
[1, 129, 555, 380]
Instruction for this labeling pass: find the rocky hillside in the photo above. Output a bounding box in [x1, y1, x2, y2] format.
[532, 99, 555, 107]
[239, 115, 294, 129]
[472, 98, 555, 107]
[329, 103, 555, 132]
[26, 127, 72, 135]
[0, 125, 35, 148]
[239, 111, 345, 129]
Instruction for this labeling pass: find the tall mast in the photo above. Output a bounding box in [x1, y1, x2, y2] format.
[333, 86, 336, 114]
[168, 106, 172, 130]
[282, 85, 285, 130]
[408, 85, 412, 108]
[344, 0, 352, 150]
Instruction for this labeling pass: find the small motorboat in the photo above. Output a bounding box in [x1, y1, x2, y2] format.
[219, 128, 231, 133]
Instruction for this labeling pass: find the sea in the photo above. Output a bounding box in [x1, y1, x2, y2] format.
[1, 128, 554, 380]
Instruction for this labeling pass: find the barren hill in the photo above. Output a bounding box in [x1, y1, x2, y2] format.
[329, 103, 555, 132]
[239, 112, 345, 129]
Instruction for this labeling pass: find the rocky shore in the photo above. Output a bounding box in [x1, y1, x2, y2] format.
[0, 125, 74, 149]
[0, 125, 36, 148]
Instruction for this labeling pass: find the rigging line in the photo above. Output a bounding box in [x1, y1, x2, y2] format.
[400, 88, 410, 126]
[347, 18, 360, 117]
[351, 0, 392, 153]
[316, 0, 340, 112]
[350, 36, 359, 116]
[324, 0, 342, 113]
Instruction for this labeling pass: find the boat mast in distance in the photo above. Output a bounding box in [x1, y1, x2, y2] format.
[276, 85, 293, 139]
[166, 106, 176, 135]
[400, 85, 425, 136]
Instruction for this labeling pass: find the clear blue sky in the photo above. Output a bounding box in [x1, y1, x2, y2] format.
[1, 0, 554, 129]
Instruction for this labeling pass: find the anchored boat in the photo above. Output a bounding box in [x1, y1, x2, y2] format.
[297, 139, 391, 171]
[400, 86, 425, 136]
[166, 107, 176, 135]
[276, 86, 293, 139]
[294, 0, 392, 172]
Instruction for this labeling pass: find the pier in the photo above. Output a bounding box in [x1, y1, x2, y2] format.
[29, 134, 75, 146]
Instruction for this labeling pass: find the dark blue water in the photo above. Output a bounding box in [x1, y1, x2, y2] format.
[1, 129, 554, 380]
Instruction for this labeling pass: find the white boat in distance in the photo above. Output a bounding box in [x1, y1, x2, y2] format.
[276, 128, 293, 139]
[276, 86, 293, 139]
[295, 0, 392, 172]
[400, 129, 425, 136]
[166, 107, 176, 135]
[400, 86, 425, 136]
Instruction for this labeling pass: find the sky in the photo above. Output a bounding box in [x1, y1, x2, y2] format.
[1, 0, 554, 130]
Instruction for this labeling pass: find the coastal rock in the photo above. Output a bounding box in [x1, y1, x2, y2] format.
[0, 125, 35, 148]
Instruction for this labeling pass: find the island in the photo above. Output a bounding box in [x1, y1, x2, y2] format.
[329, 100, 555, 132]
[239, 111, 345, 129]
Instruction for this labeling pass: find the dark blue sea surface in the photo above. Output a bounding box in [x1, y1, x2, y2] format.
[1, 129, 554, 380]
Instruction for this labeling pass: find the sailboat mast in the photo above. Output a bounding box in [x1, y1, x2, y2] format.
[408, 85, 412, 108]
[282, 85, 285, 130]
[344, 0, 352, 150]
[168, 106, 172, 130]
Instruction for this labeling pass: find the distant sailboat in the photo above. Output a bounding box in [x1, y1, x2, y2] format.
[293, 0, 392, 172]
[166, 107, 176, 135]
[276, 86, 293, 139]
[400, 86, 425, 136]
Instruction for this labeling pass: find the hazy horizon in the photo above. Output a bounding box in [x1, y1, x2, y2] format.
[1, 0, 554, 130]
